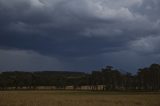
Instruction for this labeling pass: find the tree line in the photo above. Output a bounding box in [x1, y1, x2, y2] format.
[0, 64, 160, 91]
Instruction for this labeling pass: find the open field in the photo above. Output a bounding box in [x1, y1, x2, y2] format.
[0, 91, 160, 106]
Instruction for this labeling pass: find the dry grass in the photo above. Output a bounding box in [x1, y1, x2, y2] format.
[0, 91, 160, 106]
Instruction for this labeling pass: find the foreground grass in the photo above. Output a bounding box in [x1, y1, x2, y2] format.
[0, 91, 160, 106]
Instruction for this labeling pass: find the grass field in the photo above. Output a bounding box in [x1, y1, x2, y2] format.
[0, 91, 160, 106]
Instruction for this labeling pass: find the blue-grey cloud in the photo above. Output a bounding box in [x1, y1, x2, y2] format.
[0, 0, 160, 72]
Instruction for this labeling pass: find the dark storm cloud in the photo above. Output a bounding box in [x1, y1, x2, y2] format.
[1, 0, 160, 72]
[0, 0, 130, 57]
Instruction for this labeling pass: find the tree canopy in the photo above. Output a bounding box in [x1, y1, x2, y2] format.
[0, 64, 160, 91]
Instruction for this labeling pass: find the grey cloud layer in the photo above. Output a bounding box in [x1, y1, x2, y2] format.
[0, 0, 160, 62]
[0, 0, 160, 55]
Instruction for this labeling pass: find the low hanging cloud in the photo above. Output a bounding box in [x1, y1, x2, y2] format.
[0, 49, 64, 71]
[0, 0, 160, 72]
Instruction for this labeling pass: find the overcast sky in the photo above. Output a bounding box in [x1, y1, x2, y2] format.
[0, 0, 160, 73]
